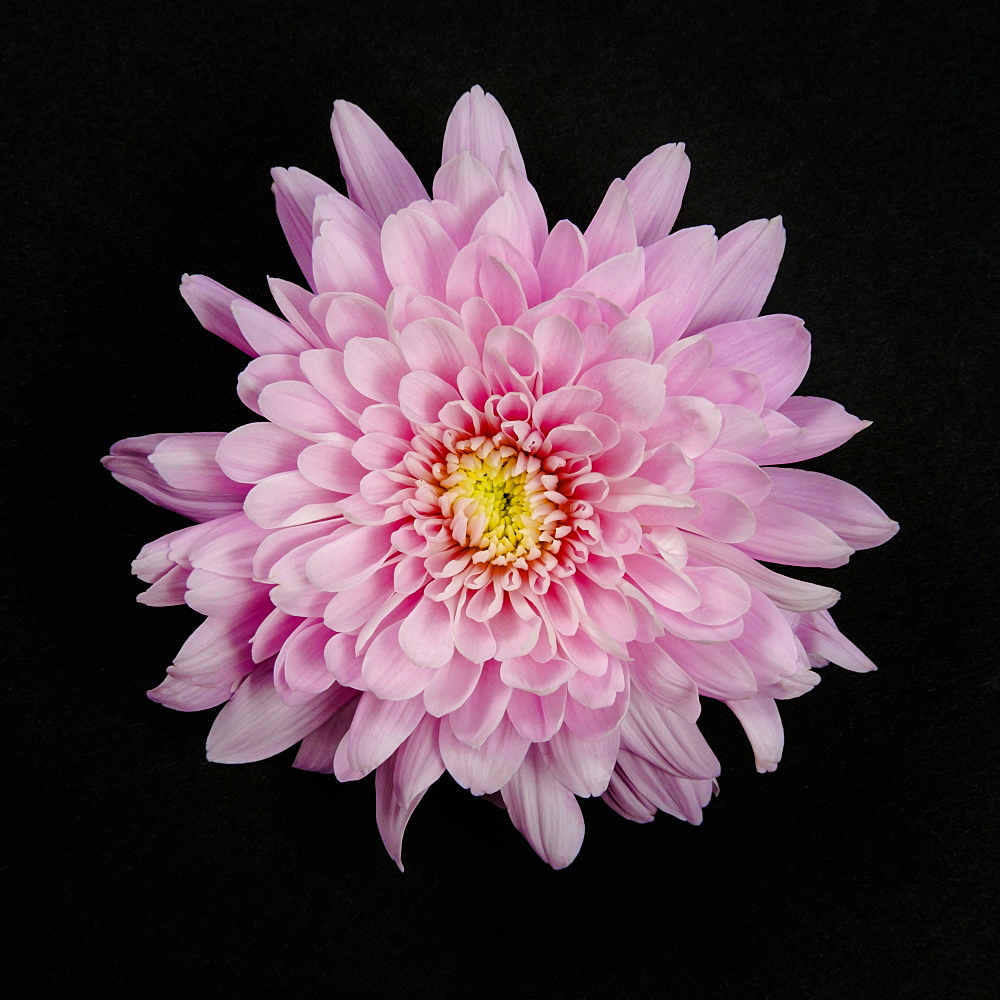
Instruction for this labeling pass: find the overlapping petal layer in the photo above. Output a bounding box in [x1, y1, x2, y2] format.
[105, 87, 897, 868]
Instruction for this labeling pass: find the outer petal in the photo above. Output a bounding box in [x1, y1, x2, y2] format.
[206, 667, 351, 763]
[501, 744, 585, 869]
[442, 85, 526, 178]
[331, 100, 428, 223]
[624, 142, 691, 245]
[686, 218, 786, 335]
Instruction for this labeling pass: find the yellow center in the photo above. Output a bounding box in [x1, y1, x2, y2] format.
[436, 439, 561, 565]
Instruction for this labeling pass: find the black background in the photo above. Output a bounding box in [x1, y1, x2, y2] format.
[6, 1, 996, 996]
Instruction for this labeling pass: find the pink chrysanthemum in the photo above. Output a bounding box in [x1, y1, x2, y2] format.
[104, 87, 897, 868]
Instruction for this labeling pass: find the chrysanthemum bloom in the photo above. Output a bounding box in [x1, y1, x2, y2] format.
[104, 87, 897, 868]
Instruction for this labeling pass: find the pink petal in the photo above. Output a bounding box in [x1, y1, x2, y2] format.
[398, 316, 479, 386]
[683, 534, 839, 612]
[765, 467, 898, 550]
[573, 248, 645, 312]
[382, 208, 459, 301]
[578, 358, 665, 431]
[501, 744, 585, 869]
[539, 726, 620, 797]
[441, 714, 530, 795]
[624, 143, 691, 245]
[312, 219, 392, 304]
[726, 695, 784, 772]
[206, 666, 350, 764]
[422, 654, 484, 717]
[737, 498, 854, 568]
[343, 337, 409, 404]
[271, 166, 335, 288]
[216, 422, 304, 484]
[398, 596, 455, 669]
[700, 314, 810, 410]
[506, 686, 567, 742]
[103, 433, 246, 523]
[619, 689, 721, 778]
[330, 100, 428, 223]
[628, 641, 701, 723]
[441, 85, 526, 179]
[243, 470, 340, 529]
[686, 217, 786, 335]
[448, 661, 511, 747]
[658, 635, 757, 701]
[795, 610, 877, 673]
[339, 692, 427, 777]
[537, 220, 589, 301]
[362, 622, 436, 700]
[433, 151, 501, 227]
[583, 179, 638, 267]
[179, 274, 254, 355]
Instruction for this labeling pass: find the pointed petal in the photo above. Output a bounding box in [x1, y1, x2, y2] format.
[331, 100, 428, 223]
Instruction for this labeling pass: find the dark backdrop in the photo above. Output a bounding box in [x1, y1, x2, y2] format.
[6, 1, 996, 996]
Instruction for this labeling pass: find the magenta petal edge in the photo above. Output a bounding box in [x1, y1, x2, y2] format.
[103, 86, 898, 869]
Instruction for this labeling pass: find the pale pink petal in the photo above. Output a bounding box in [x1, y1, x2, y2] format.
[206, 666, 350, 764]
[271, 166, 336, 288]
[738, 498, 854, 568]
[701, 314, 810, 410]
[339, 692, 426, 777]
[398, 596, 455, 669]
[496, 149, 548, 262]
[422, 654, 484, 717]
[441, 714, 530, 795]
[613, 751, 715, 824]
[216, 423, 304, 484]
[537, 220, 589, 301]
[578, 358, 665, 431]
[539, 726, 620, 797]
[583, 179, 638, 267]
[765, 468, 899, 550]
[507, 686, 567, 742]
[342, 337, 409, 405]
[398, 316, 479, 386]
[433, 151, 500, 227]
[619, 689, 721, 778]
[683, 533, 840, 612]
[758, 396, 871, 464]
[658, 635, 757, 701]
[448, 661, 511, 747]
[501, 744, 585, 869]
[312, 220, 392, 304]
[330, 100, 428, 223]
[686, 217, 786, 335]
[472, 191, 535, 264]
[243, 470, 340, 529]
[293, 694, 360, 773]
[306, 523, 394, 591]
[726, 695, 784, 772]
[268, 278, 329, 347]
[624, 143, 691, 245]
[500, 656, 576, 697]
[381, 208, 459, 301]
[573, 248, 645, 312]
[795, 610, 877, 673]
[236, 355, 302, 415]
[441, 85, 526, 178]
[362, 622, 436, 700]
[232, 299, 312, 356]
[103, 434, 246, 523]
[628, 641, 701, 723]
[179, 274, 254, 355]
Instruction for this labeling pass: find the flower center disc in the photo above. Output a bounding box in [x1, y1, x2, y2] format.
[436, 438, 564, 566]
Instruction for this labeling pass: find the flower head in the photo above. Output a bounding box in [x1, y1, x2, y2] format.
[104, 87, 898, 868]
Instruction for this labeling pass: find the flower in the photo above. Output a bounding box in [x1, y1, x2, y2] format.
[104, 86, 898, 869]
